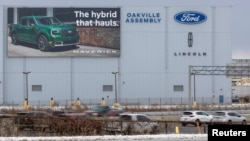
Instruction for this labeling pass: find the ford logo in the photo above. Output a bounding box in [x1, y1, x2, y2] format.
[174, 11, 207, 24]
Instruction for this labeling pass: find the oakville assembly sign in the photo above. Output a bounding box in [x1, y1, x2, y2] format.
[7, 7, 120, 57]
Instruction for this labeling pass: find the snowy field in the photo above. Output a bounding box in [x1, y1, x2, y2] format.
[0, 134, 207, 141]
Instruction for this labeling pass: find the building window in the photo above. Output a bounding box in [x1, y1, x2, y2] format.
[103, 85, 113, 91]
[8, 8, 14, 24]
[32, 85, 42, 91]
[174, 85, 183, 92]
[53, 8, 77, 23]
[18, 8, 46, 20]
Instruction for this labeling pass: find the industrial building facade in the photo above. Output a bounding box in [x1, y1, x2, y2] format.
[0, 0, 232, 106]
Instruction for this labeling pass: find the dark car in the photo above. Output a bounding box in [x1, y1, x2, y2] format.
[85, 105, 123, 117]
[51, 110, 75, 117]
[104, 113, 160, 134]
[59, 112, 89, 120]
[15, 111, 52, 131]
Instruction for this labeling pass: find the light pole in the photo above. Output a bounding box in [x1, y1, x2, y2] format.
[193, 72, 196, 102]
[23, 71, 31, 105]
[191, 72, 197, 108]
[112, 72, 119, 103]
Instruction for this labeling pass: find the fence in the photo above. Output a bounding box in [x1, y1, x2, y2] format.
[0, 116, 210, 137]
[1, 96, 250, 111]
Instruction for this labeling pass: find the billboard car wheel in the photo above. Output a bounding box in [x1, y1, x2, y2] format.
[38, 35, 50, 52]
[11, 32, 19, 45]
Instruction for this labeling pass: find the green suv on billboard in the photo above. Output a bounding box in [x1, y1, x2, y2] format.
[9, 16, 80, 52]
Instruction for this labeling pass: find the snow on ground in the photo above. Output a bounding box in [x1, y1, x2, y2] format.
[0, 134, 207, 141]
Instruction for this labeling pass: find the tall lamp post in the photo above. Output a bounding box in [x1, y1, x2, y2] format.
[23, 71, 31, 105]
[191, 72, 197, 107]
[112, 72, 119, 103]
[193, 72, 196, 102]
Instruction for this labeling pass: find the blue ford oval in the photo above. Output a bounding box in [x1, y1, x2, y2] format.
[174, 11, 207, 24]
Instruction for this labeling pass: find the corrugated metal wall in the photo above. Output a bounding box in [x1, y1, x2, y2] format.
[0, 1, 232, 105]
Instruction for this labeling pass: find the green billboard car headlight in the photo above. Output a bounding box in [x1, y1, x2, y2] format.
[51, 29, 61, 35]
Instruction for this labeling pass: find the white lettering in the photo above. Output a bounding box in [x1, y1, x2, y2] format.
[75, 19, 94, 26]
[181, 14, 200, 22]
[212, 129, 247, 136]
[74, 11, 89, 18]
[91, 11, 117, 19]
[73, 49, 117, 54]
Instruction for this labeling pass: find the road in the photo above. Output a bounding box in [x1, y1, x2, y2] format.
[0, 134, 207, 141]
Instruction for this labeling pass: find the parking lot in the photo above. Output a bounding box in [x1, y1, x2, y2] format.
[0, 109, 249, 137]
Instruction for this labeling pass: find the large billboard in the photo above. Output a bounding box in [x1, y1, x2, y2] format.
[7, 7, 120, 57]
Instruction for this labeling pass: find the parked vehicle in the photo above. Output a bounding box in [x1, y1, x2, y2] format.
[211, 111, 247, 125]
[51, 110, 75, 117]
[9, 16, 80, 51]
[104, 113, 159, 135]
[180, 110, 213, 126]
[85, 105, 123, 117]
[59, 112, 88, 120]
[15, 111, 52, 131]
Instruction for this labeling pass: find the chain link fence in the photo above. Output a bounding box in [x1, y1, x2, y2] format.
[1, 96, 250, 112]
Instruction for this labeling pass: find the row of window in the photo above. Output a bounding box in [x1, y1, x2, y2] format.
[31, 85, 115, 92]
[8, 8, 77, 24]
[32, 85, 184, 92]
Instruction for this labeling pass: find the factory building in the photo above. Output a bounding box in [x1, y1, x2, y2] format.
[0, 0, 232, 106]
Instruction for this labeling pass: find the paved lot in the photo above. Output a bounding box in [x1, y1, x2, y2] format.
[0, 134, 207, 141]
